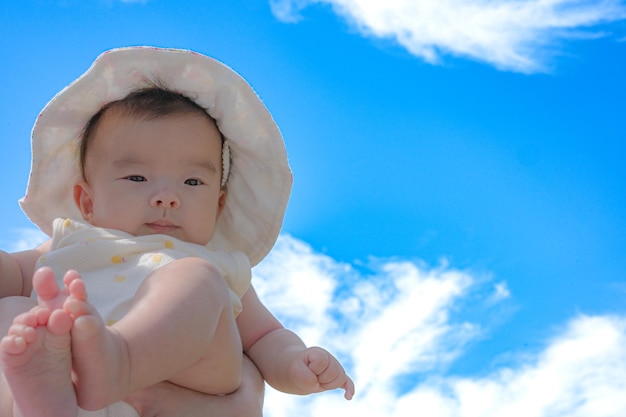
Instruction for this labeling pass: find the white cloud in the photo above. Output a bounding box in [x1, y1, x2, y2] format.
[253, 234, 626, 417]
[269, 0, 626, 72]
[488, 281, 511, 305]
[438, 315, 626, 417]
[0, 227, 47, 252]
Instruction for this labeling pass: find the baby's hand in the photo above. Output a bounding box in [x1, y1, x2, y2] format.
[289, 346, 355, 400]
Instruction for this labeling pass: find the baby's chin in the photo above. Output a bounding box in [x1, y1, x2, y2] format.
[136, 226, 211, 247]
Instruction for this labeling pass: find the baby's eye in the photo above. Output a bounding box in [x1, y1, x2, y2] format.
[126, 175, 146, 182]
[185, 178, 203, 186]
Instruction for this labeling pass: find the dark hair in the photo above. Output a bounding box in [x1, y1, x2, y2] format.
[79, 86, 222, 180]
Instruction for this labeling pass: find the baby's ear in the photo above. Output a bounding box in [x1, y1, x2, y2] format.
[217, 189, 227, 218]
[73, 181, 94, 222]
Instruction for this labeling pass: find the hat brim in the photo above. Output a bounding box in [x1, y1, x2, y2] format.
[19, 47, 292, 266]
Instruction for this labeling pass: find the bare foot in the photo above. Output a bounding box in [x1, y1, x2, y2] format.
[64, 272, 131, 411]
[0, 295, 75, 417]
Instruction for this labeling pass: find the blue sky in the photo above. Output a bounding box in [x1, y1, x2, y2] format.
[2, 1, 626, 415]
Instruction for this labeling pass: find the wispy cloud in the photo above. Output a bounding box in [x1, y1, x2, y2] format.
[0, 228, 47, 252]
[254, 235, 626, 416]
[269, 0, 626, 73]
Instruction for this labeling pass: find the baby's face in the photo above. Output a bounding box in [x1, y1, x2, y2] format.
[74, 111, 225, 246]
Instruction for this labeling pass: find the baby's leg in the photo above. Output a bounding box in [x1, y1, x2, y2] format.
[66, 257, 242, 411]
[0, 296, 35, 417]
[0, 268, 76, 417]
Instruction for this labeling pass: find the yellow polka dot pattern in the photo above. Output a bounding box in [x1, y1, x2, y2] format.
[111, 255, 125, 264]
[113, 275, 126, 283]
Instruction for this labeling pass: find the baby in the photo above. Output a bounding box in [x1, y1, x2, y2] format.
[0, 47, 354, 417]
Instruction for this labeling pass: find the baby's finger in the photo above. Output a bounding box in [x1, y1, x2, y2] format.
[317, 361, 342, 385]
[318, 370, 355, 401]
[304, 347, 355, 399]
[317, 368, 346, 390]
[342, 377, 355, 400]
[305, 347, 332, 377]
[291, 356, 320, 388]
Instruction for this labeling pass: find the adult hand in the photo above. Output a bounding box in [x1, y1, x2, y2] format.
[125, 354, 264, 417]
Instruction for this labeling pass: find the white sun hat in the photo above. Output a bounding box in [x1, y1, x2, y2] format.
[19, 46, 292, 266]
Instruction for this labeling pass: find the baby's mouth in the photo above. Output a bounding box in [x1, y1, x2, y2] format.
[146, 220, 179, 234]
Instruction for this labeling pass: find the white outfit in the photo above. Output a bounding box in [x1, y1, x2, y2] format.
[37, 218, 251, 323]
[35, 218, 252, 417]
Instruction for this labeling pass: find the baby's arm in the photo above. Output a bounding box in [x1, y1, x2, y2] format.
[237, 286, 355, 400]
[0, 241, 49, 298]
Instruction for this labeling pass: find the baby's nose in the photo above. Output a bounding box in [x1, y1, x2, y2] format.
[150, 190, 181, 208]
